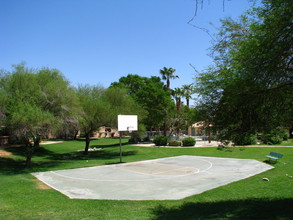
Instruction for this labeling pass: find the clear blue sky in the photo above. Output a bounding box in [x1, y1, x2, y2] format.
[0, 0, 256, 89]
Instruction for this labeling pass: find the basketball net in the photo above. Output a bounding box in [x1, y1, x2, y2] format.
[127, 126, 134, 133]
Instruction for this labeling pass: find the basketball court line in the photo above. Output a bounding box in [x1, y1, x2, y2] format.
[47, 157, 213, 181]
[32, 155, 273, 200]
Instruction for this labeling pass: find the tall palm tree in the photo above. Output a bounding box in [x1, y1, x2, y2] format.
[172, 87, 184, 111]
[182, 84, 194, 107]
[171, 87, 185, 136]
[159, 67, 178, 90]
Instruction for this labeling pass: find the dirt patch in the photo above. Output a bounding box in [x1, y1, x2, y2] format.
[36, 180, 51, 190]
[0, 149, 12, 156]
[40, 141, 64, 145]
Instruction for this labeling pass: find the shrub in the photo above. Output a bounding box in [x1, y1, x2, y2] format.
[128, 131, 141, 144]
[234, 134, 257, 145]
[168, 140, 181, 146]
[182, 137, 196, 146]
[261, 134, 282, 145]
[128, 137, 139, 144]
[143, 136, 150, 142]
[279, 129, 289, 141]
[153, 135, 168, 146]
[261, 128, 288, 145]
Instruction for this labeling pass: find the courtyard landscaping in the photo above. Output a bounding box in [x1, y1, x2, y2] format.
[1, 138, 292, 219]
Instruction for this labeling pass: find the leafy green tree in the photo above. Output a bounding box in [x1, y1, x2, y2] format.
[77, 85, 144, 154]
[102, 87, 146, 128]
[110, 74, 174, 131]
[36, 68, 80, 140]
[9, 102, 55, 167]
[76, 85, 110, 154]
[196, 0, 293, 144]
[171, 87, 197, 137]
[0, 72, 8, 132]
[2, 63, 79, 166]
[159, 67, 178, 90]
[110, 74, 145, 95]
[0, 93, 6, 128]
[2, 64, 56, 167]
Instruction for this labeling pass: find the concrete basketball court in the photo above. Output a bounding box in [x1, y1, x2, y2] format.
[32, 155, 273, 200]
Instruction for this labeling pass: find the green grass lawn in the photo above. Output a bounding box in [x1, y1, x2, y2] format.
[1, 138, 293, 219]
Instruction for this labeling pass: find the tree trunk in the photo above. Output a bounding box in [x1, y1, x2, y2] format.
[34, 136, 40, 149]
[73, 129, 79, 140]
[167, 79, 170, 90]
[84, 133, 90, 155]
[163, 121, 167, 136]
[208, 128, 211, 143]
[176, 98, 181, 111]
[25, 143, 35, 168]
[177, 127, 180, 136]
[25, 154, 33, 168]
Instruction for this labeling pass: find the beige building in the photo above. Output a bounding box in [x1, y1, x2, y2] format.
[188, 121, 213, 136]
[91, 126, 119, 138]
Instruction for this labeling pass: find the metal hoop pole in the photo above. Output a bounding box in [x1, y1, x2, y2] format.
[119, 131, 122, 163]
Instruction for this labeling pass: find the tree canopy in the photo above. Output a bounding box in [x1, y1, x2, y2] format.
[110, 74, 174, 130]
[0, 64, 77, 167]
[196, 0, 293, 144]
[159, 67, 178, 90]
[76, 85, 110, 154]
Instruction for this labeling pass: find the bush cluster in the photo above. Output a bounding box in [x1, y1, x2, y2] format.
[217, 131, 257, 146]
[168, 140, 181, 146]
[261, 128, 289, 145]
[182, 137, 196, 146]
[234, 134, 257, 146]
[153, 136, 168, 146]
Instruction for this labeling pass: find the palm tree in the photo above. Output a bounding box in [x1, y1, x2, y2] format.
[171, 87, 185, 136]
[159, 67, 178, 90]
[172, 87, 184, 112]
[182, 84, 194, 107]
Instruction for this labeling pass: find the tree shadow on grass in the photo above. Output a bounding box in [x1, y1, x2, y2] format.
[73, 137, 128, 143]
[0, 145, 137, 175]
[0, 157, 64, 175]
[0, 146, 59, 174]
[89, 141, 130, 149]
[46, 148, 137, 161]
[0, 138, 131, 159]
[0, 144, 57, 158]
[151, 198, 293, 220]
[72, 137, 121, 141]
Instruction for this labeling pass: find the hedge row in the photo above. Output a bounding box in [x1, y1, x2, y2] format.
[153, 136, 196, 147]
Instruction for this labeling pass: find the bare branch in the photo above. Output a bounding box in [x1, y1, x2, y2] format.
[189, 63, 200, 74]
[187, 0, 216, 41]
[187, 0, 198, 24]
[188, 22, 215, 41]
[223, 0, 225, 12]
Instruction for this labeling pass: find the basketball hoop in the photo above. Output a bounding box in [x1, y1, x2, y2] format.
[127, 126, 134, 133]
[118, 115, 138, 132]
[117, 115, 138, 163]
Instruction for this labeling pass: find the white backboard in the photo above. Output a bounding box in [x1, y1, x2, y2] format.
[118, 115, 138, 131]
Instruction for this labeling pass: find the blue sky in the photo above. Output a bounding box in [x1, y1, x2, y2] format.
[1, 0, 256, 89]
